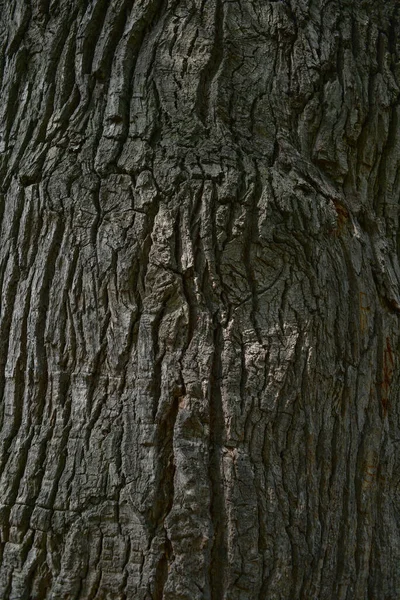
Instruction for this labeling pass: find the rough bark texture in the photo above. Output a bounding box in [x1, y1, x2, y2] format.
[0, 0, 400, 598]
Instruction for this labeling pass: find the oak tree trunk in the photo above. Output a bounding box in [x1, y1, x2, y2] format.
[0, 0, 400, 598]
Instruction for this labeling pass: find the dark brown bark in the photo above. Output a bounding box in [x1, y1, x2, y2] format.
[1, 0, 400, 598]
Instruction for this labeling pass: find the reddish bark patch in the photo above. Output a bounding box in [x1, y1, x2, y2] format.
[381, 337, 395, 415]
[331, 199, 350, 236]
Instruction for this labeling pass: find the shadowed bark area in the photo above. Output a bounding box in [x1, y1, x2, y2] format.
[1, 0, 400, 598]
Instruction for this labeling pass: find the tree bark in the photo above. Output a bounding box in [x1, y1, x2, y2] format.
[0, 0, 400, 598]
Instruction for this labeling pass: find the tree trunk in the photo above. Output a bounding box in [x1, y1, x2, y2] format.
[0, 0, 400, 598]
